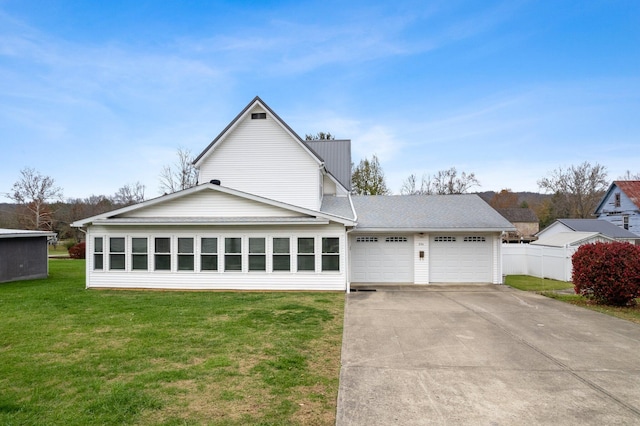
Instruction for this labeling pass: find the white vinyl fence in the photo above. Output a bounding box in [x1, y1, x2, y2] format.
[502, 244, 577, 282]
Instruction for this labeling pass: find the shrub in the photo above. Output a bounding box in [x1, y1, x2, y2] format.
[572, 241, 640, 306]
[64, 239, 78, 250]
[68, 242, 86, 259]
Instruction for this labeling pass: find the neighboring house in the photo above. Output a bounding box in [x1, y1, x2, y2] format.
[502, 232, 615, 282]
[594, 181, 640, 237]
[497, 208, 539, 243]
[0, 228, 55, 283]
[537, 218, 638, 245]
[72, 97, 514, 291]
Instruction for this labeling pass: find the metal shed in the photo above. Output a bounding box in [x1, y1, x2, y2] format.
[0, 229, 56, 283]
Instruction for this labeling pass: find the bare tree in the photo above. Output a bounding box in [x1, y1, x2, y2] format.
[305, 132, 335, 140]
[351, 154, 391, 195]
[538, 161, 608, 218]
[159, 148, 198, 194]
[400, 174, 431, 195]
[401, 168, 479, 195]
[113, 182, 146, 206]
[618, 170, 640, 180]
[9, 167, 63, 230]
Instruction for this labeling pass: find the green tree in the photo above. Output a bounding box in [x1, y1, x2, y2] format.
[351, 155, 390, 195]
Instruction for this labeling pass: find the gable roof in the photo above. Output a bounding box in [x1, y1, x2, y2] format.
[615, 181, 640, 207]
[531, 231, 614, 247]
[305, 140, 352, 191]
[193, 96, 349, 193]
[71, 183, 356, 227]
[595, 180, 640, 213]
[554, 218, 638, 239]
[351, 194, 515, 232]
[497, 208, 538, 223]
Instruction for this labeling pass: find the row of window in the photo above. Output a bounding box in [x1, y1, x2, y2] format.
[355, 236, 408, 243]
[434, 236, 487, 242]
[93, 236, 340, 273]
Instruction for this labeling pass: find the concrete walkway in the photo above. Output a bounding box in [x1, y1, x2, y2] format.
[336, 285, 640, 425]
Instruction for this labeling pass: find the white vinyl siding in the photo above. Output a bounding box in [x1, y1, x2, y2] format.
[125, 190, 301, 218]
[85, 224, 347, 291]
[197, 109, 321, 210]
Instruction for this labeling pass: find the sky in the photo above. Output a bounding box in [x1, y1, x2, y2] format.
[1, 0, 639, 201]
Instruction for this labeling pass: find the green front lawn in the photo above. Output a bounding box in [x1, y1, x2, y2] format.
[504, 275, 574, 292]
[505, 275, 640, 325]
[0, 260, 344, 425]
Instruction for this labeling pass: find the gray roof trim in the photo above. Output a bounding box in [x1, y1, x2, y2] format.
[92, 217, 329, 226]
[351, 228, 507, 233]
[0, 228, 56, 239]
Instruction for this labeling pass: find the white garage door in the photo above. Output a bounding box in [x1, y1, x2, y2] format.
[351, 235, 414, 283]
[430, 235, 492, 283]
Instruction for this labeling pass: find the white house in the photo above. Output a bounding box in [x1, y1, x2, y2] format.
[72, 97, 514, 291]
[537, 219, 638, 245]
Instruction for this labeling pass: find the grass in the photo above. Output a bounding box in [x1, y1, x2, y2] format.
[504, 275, 574, 292]
[0, 260, 345, 425]
[505, 275, 640, 325]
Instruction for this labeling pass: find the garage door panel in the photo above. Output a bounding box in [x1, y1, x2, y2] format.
[351, 235, 413, 283]
[430, 234, 492, 283]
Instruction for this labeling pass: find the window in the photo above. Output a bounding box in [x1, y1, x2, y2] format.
[385, 236, 407, 243]
[249, 238, 266, 271]
[434, 236, 456, 242]
[297, 238, 315, 271]
[201, 238, 218, 271]
[225, 238, 242, 271]
[463, 236, 486, 242]
[94, 237, 104, 270]
[356, 236, 378, 243]
[109, 237, 125, 270]
[131, 238, 148, 270]
[155, 238, 171, 271]
[322, 237, 340, 271]
[272, 238, 290, 271]
[251, 112, 267, 119]
[623, 215, 630, 230]
[615, 192, 621, 208]
[178, 238, 194, 271]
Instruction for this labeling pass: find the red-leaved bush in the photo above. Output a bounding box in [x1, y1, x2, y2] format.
[572, 241, 640, 306]
[68, 242, 86, 259]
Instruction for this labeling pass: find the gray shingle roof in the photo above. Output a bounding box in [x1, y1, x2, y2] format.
[557, 219, 638, 239]
[497, 208, 539, 223]
[320, 196, 356, 220]
[351, 194, 515, 231]
[305, 140, 351, 191]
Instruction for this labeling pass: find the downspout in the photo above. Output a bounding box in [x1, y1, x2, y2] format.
[345, 227, 355, 294]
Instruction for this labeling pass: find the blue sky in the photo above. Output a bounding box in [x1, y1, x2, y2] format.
[1, 0, 639, 201]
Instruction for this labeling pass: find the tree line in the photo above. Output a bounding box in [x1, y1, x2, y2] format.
[3, 138, 639, 239]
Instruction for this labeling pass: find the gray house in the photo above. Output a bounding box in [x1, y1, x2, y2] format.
[594, 181, 640, 236]
[0, 229, 55, 283]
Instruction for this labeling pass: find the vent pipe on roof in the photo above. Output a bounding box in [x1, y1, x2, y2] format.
[210, 179, 221, 185]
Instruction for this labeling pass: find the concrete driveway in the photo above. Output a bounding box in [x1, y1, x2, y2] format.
[336, 285, 640, 425]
